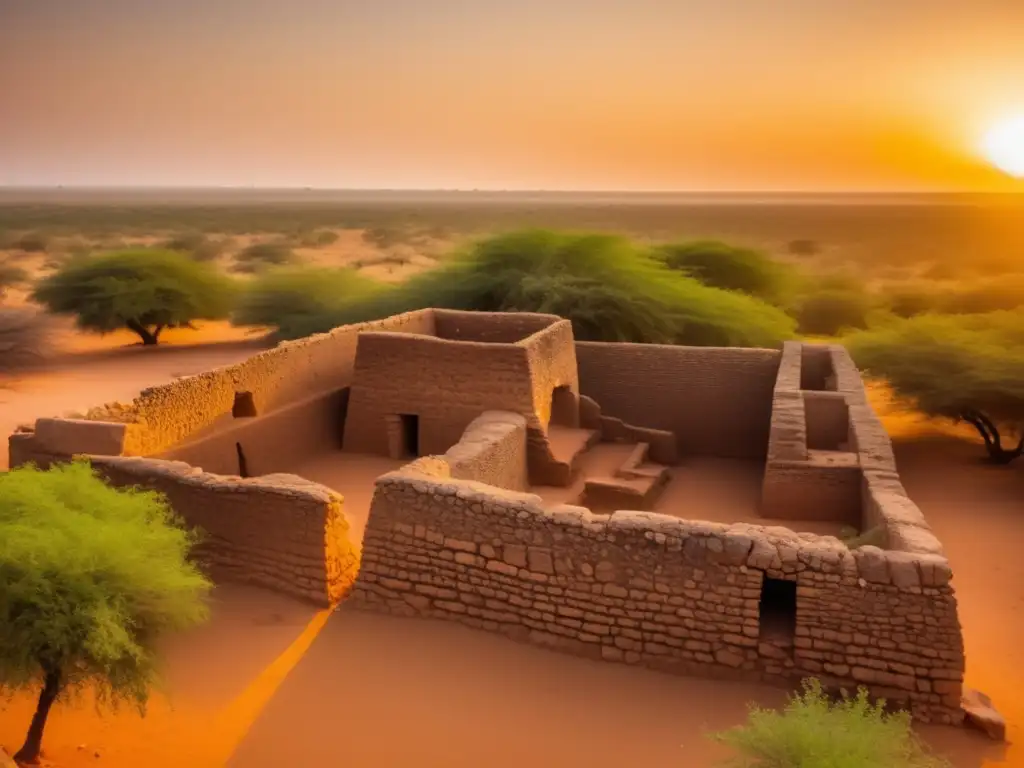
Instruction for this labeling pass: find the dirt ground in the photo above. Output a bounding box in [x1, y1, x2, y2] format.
[0, 338, 1020, 767]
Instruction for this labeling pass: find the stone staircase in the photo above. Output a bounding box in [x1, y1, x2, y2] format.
[543, 424, 602, 486]
[581, 441, 673, 511]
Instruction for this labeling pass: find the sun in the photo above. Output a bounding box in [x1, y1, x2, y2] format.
[981, 115, 1024, 178]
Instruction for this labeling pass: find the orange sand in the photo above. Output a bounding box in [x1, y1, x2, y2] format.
[0, 349, 1020, 766]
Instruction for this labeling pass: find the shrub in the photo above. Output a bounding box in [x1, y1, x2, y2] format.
[299, 230, 340, 248]
[711, 678, 949, 768]
[325, 230, 795, 347]
[883, 284, 942, 318]
[846, 310, 1024, 463]
[795, 289, 872, 336]
[655, 240, 796, 305]
[0, 306, 57, 372]
[162, 231, 208, 252]
[163, 233, 230, 262]
[234, 266, 383, 338]
[0, 460, 212, 763]
[31, 248, 237, 345]
[233, 241, 296, 272]
[933, 275, 1024, 315]
[12, 232, 50, 253]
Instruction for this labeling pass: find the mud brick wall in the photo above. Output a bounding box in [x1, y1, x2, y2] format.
[160, 389, 347, 477]
[89, 457, 359, 607]
[574, 343, 780, 459]
[343, 318, 578, 460]
[443, 412, 529, 491]
[352, 468, 963, 723]
[434, 309, 559, 343]
[70, 309, 437, 457]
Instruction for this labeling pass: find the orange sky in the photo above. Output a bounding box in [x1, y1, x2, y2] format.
[1, 0, 1022, 191]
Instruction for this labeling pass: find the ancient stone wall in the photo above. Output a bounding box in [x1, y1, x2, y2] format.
[434, 309, 558, 343]
[159, 389, 348, 477]
[444, 412, 529, 491]
[58, 310, 436, 458]
[90, 457, 359, 607]
[351, 464, 963, 723]
[342, 316, 578, 464]
[574, 343, 780, 459]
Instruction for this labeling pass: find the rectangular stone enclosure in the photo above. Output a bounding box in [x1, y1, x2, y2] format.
[8, 309, 965, 724]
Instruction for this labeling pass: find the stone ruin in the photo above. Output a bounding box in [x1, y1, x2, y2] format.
[8, 308, 983, 728]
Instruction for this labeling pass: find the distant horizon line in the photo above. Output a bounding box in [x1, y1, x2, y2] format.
[1, 185, 1022, 195]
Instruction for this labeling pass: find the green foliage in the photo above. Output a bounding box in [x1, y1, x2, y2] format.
[711, 678, 949, 768]
[11, 232, 50, 253]
[655, 240, 796, 305]
[883, 284, 941, 319]
[233, 266, 383, 338]
[299, 230, 340, 248]
[233, 241, 296, 272]
[933, 275, 1024, 315]
[0, 461, 212, 759]
[846, 311, 1024, 460]
[326, 230, 795, 347]
[163, 233, 231, 262]
[31, 248, 236, 344]
[795, 290, 872, 336]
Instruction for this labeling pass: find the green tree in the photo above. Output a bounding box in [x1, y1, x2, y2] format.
[233, 241, 296, 273]
[326, 229, 795, 347]
[655, 240, 796, 305]
[795, 290, 873, 336]
[0, 460, 212, 763]
[711, 678, 949, 768]
[233, 266, 383, 339]
[31, 249, 236, 345]
[847, 310, 1024, 463]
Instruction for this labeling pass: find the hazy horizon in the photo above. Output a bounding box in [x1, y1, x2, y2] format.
[2, 0, 1023, 192]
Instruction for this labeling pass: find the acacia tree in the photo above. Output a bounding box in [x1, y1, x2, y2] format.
[31, 249, 236, 345]
[846, 311, 1024, 464]
[0, 460, 212, 763]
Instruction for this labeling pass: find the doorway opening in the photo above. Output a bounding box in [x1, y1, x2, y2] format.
[758, 576, 797, 644]
[550, 385, 577, 427]
[232, 391, 257, 418]
[399, 414, 420, 458]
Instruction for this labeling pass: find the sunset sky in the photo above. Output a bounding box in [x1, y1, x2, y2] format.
[1, 0, 1023, 191]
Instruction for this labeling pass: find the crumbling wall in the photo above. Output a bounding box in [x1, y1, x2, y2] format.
[72, 310, 436, 457]
[574, 343, 780, 459]
[90, 457, 359, 606]
[444, 412, 529, 491]
[434, 309, 558, 343]
[351, 467, 964, 724]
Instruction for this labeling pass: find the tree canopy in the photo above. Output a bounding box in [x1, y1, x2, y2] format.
[654, 239, 796, 305]
[233, 266, 383, 339]
[0, 460, 212, 763]
[323, 229, 796, 347]
[846, 310, 1024, 463]
[31, 249, 236, 345]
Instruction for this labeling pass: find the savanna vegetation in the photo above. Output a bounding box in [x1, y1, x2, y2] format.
[711, 679, 949, 768]
[31, 249, 236, 345]
[0, 460, 212, 763]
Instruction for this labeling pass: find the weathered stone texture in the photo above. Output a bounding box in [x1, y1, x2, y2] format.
[352, 467, 964, 724]
[92, 457, 359, 606]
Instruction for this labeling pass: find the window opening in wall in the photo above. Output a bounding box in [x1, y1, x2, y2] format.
[549, 385, 577, 427]
[232, 391, 257, 418]
[758, 576, 797, 646]
[399, 414, 420, 458]
[236, 442, 250, 478]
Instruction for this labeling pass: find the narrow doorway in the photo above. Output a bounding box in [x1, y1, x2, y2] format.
[758, 576, 797, 645]
[550, 385, 577, 427]
[400, 414, 420, 458]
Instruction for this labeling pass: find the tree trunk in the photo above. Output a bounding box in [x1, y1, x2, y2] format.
[960, 410, 1024, 465]
[125, 319, 160, 346]
[14, 669, 61, 764]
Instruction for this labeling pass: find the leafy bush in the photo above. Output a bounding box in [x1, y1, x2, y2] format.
[846, 310, 1024, 463]
[883, 284, 942, 318]
[31, 248, 236, 345]
[934, 275, 1024, 315]
[162, 231, 208, 252]
[299, 230, 340, 248]
[233, 241, 296, 272]
[711, 678, 949, 768]
[655, 240, 796, 305]
[234, 266, 383, 338]
[795, 289, 873, 336]
[0, 460, 212, 763]
[0, 306, 57, 372]
[324, 230, 795, 347]
[163, 233, 231, 262]
[11, 232, 50, 253]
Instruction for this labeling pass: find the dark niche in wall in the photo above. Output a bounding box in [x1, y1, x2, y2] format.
[232, 391, 257, 418]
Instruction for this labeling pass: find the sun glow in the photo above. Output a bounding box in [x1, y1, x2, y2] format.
[981, 115, 1024, 178]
